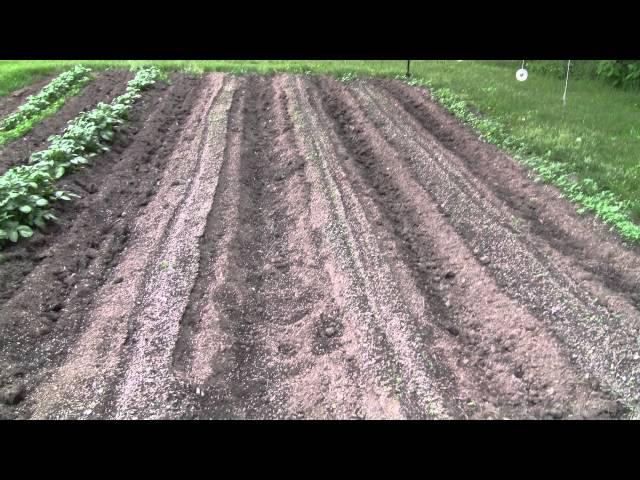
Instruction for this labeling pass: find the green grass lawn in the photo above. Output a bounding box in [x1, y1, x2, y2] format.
[1, 59, 638, 239]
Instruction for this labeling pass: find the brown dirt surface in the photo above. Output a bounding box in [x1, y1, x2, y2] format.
[1, 73, 638, 419]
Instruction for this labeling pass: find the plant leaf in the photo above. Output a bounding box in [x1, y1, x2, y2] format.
[17, 225, 33, 238]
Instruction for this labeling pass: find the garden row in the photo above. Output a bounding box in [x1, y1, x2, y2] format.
[0, 65, 92, 146]
[0, 67, 161, 247]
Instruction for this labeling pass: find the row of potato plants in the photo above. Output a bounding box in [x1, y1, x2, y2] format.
[0, 67, 161, 247]
[0, 65, 92, 132]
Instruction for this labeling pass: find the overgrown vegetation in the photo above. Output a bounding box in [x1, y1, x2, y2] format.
[489, 60, 640, 90]
[0, 65, 92, 146]
[0, 66, 161, 248]
[596, 61, 640, 89]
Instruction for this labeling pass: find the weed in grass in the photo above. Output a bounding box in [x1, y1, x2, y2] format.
[340, 72, 357, 83]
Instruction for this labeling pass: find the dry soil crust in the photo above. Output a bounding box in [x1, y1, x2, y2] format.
[1, 73, 638, 419]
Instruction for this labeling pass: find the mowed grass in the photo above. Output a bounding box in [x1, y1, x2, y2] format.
[1, 59, 638, 229]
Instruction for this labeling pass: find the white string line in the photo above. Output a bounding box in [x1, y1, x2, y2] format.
[563, 60, 571, 107]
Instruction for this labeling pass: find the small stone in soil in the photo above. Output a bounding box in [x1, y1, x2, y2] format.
[77, 287, 92, 298]
[278, 343, 296, 356]
[113, 277, 124, 284]
[445, 325, 460, 336]
[324, 326, 337, 337]
[38, 325, 52, 336]
[547, 410, 563, 420]
[479, 256, 491, 265]
[444, 270, 456, 279]
[50, 303, 63, 312]
[44, 311, 60, 322]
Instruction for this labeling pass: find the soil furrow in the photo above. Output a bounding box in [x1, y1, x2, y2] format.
[281, 77, 405, 419]
[200, 75, 287, 419]
[255, 74, 390, 419]
[378, 79, 640, 309]
[18, 73, 212, 419]
[174, 75, 350, 419]
[289, 76, 467, 419]
[307, 76, 623, 419]
[111, 75, 235, 419]
[174, 75, 296, 418]
[336, 77, 636, 418]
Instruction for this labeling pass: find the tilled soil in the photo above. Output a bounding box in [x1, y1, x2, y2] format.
[1, 73, 639, 419]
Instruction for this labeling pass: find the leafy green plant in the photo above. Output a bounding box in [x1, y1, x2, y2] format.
[596, 61, 640, 89]
[0, 67, 161, 249]
[0, 65, 92, 144]
[340, 72, 357, 83]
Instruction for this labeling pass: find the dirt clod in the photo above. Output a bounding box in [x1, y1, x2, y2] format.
[0, 384, 26, 405]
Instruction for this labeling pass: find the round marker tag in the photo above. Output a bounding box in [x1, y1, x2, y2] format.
[516, 68, 528, 81]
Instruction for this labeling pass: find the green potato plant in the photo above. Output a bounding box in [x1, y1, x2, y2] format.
[0, 67, 161, 249]
[0, 65, 92, 133]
